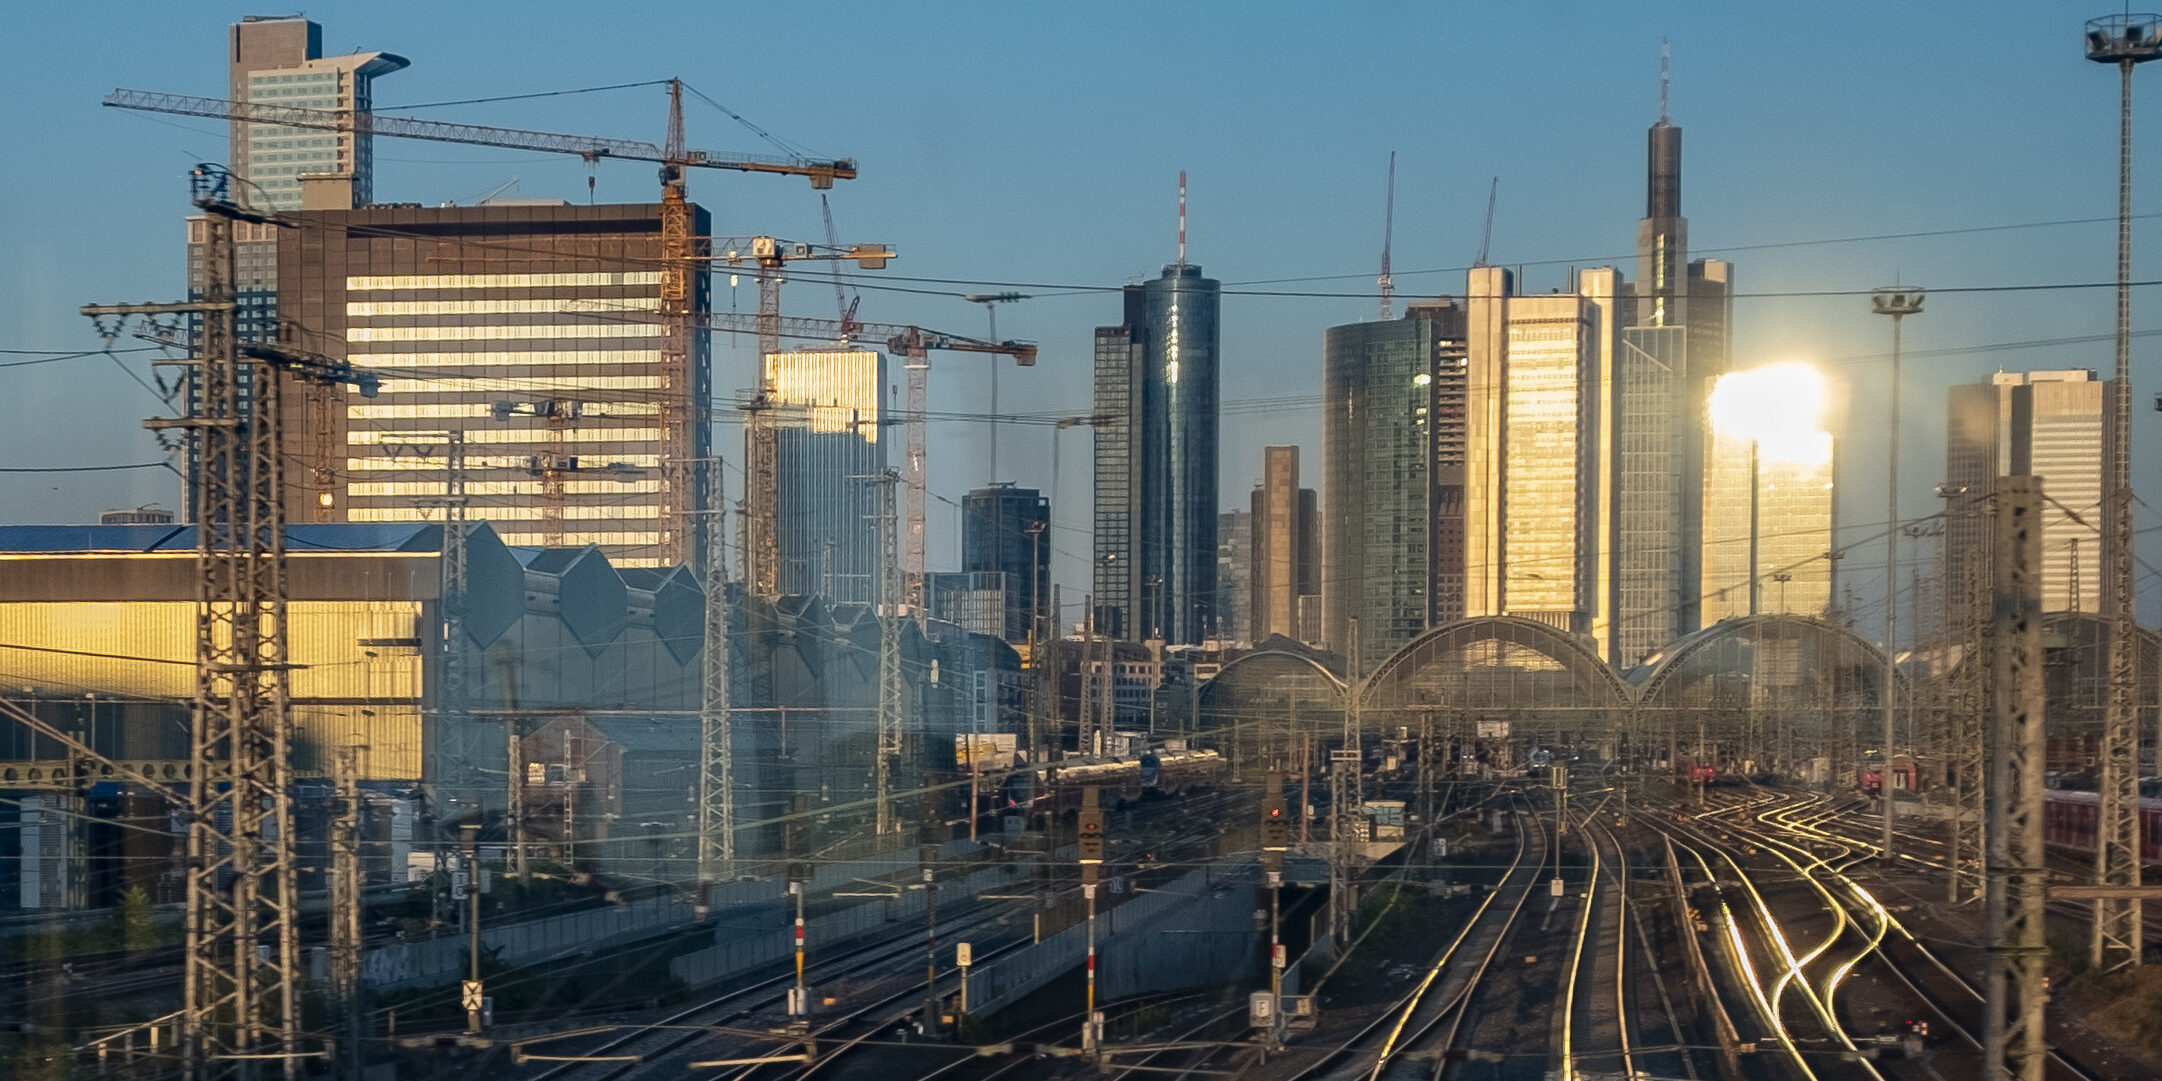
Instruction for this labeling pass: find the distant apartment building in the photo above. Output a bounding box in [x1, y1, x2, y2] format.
[1945, 369, 2110, 614]
[276, 201, 714, 568]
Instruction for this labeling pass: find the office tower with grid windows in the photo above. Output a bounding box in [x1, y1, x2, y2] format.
[1463, 266, 1617, 654]
[1322, 299, 1469, 672]
[228, 15, 408, 213]
[1249, 446, 1319, 645]
[1092, 263, 1220, 644]
[1944, 369, 2111, 614]
[277, 201, 713, 568]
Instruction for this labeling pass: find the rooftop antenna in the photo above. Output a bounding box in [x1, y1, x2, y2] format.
[1659, 37, 1671, 124]
[1178, 170, 1187, 266]
[1379, 152, 1396, 320]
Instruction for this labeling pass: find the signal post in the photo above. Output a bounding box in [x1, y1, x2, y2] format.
[1078, 786, 1105, 1055]
[1260, 771, 1290, 1051]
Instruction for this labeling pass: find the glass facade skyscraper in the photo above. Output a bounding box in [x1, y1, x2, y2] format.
[1093, 263, 1220, 645]
[1322, 302, 1467, 671]
[961, 485, 1050, 644]
[766, 350, 888, 603]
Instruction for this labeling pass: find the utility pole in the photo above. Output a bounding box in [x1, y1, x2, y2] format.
[330, 747, 363, 1081]
[1078, 786, 1106, 1055]
[81, 164, 366, 1080]
[696, 458, 734, 909]
[1871, 286, 1922, 861]
[2084, 12, 2161, 972]
[1984, 476, 2048, 1081]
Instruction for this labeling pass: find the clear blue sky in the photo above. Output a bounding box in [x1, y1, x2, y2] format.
[1, 2, 2154, 634]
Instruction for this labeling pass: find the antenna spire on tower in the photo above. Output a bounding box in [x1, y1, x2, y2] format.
[1178, 170, 1187, 265]
[1659, 38, 1671, 124]
[1379, 151, 1396, 320]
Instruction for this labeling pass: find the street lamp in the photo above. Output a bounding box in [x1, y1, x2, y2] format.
[962, 292, 1030, 485]
[2086, 12, 2162, 977]
[1871, 286, 1922, 862]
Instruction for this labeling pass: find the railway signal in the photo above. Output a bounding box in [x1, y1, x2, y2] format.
[1259, 770, 1286, 1052]
[1079, 786, 1104, 1055]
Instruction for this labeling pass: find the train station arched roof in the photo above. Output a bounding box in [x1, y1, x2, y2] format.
[1359, 616, 1629, 713]
[1627, 614, 1893, 711]
[1195, 646, 1346, 736]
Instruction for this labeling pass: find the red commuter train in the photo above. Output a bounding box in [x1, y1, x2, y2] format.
[2041, 788, 2162, 862]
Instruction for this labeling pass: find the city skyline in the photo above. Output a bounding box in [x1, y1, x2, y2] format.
[11, 4, 2162, 640]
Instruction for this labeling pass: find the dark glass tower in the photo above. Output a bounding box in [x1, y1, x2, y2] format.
[961, 485, 1051, 644]
[1093, 263, 1220, 644]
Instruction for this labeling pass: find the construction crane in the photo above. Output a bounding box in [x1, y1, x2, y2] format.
[105, 80, 858, 567]
[704, 237, 895, 595]
[820, 194, 865, 335]
[1378, 151, 1396, 320]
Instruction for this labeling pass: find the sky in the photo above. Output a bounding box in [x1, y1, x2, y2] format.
[1, 2, 2157, 638]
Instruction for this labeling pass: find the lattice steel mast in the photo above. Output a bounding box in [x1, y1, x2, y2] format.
[2084, 12, 2161, 971]
[86, 167, 298, 1080]
[697, 458, 735, 896]
[873, 470, 905, 835]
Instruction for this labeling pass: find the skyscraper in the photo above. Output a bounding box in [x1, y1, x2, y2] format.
[1944, 369, 2110, 613]
[961, 485, 1051, 644]
[1701, 364, 1837, 621]
[1215, 508, 1253, 643]
[767, 350, 888, 603]
[1092, 262, 1220, 644]
[1322, 300, 1468, 671]
[1249, 446, 1319, 645]
[228, 15, 408, 212]
[1610, 96, 1734, 665]
[278, 201, 713, 568]
[1464, 266, 1616, 652]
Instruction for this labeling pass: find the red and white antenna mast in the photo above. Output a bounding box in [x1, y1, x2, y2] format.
[1177, 169, 1188, 266]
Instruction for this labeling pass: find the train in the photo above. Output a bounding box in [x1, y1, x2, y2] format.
[2041, 788, 2162, 862]
[1858, 757, 1925, 797]
[992, 748, 1224, 816]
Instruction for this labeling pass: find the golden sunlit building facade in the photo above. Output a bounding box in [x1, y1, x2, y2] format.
[1464, 265, 1618, 655]
[1701, 363, 1837, 621]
